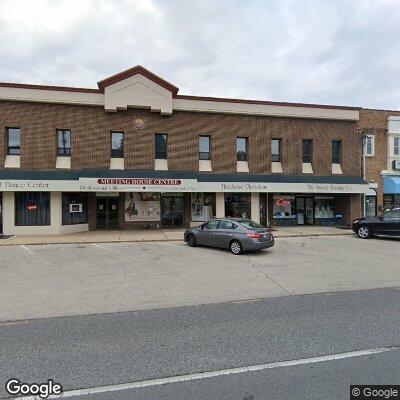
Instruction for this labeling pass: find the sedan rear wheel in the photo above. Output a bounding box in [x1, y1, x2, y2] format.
[230, 240, 243, 255]
[357, 225, 371, 239]
[186, 233, 197, 247]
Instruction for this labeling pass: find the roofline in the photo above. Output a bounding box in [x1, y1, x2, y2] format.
[0, 81, 101, 94]
[174, 94, 361, 111]
[97, 65, 179, 94]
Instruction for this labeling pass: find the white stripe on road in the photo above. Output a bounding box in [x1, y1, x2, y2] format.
[15, 346, 397, 399]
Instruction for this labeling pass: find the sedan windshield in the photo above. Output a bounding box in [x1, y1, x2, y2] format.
[238, 219, 265, 229]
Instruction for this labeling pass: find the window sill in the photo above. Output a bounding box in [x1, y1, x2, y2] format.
[271, 162, 283, 173]
[110, 158, 124, 170]
[155, 159, 168, 170]
[237, 161, 249, 172]
[332, 163, 343, 174]
[4, 155, 20, 168]
[199, 160, 212, 171]
[302, 163, 313, 174]
[56, 156, 71, 169]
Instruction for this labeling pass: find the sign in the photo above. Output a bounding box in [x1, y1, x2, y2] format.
[70, 203, 83, 213]
[27, 204, 39, 211]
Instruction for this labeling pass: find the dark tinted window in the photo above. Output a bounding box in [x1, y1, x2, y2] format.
[204, 220, 219, 230]
[218, 220, 237, 229]
[332, 140, 341, 164]
[199, 136, 211, 160]
[111, 132, 124, 158]
[237, 137, 248, 161]
[57, 130, 71, 156]
[302, 140, 312, 163]
[15, 192, 50, 226]
[62, 193, 88, 225]
[239, 219, 264, 229]
[384, 209, 400, 219]
[7, 128, 20, 155]
[271, 139, 281, 162]
[155, 133, 167, 159]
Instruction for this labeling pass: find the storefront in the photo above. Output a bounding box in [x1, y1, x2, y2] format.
[0, 170, 369, 235]
[383, 176, 400, 211]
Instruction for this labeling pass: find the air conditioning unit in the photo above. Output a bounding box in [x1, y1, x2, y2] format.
[393, 160, 400, 170]
[70, 203, 83, 213]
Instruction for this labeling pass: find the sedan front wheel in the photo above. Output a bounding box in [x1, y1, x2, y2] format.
[357, 225, 371, 239]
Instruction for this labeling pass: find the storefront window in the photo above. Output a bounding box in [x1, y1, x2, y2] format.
[15, 192, 50, 226]
[273, 196, 296, 219]
[383, 194, 400, 211]
[365, 195, 377, 217]
[225, 193, 251, 218]
[314, 196, 335, 219]
[62, 193, 88, 225]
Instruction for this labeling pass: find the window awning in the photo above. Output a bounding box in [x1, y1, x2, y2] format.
[383, 176, 400, 194]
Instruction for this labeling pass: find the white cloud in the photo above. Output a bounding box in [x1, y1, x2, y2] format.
[0, 0, 399, 109]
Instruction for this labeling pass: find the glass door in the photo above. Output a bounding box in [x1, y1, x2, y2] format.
[296, 196, 314, 225]
[305, 197, 314, 225]
[161, 196, 184, 228]
[96, 196, 119, 229]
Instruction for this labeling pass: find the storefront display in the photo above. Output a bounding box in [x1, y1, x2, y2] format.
[273, 196, 296, 219]
[383, 194, 400, 211]
[15, 192, 50, 226]
[225, 193, 251, 218]
[125, 193, 161, 222]
[314, 196, 335, 219]
[62, 193, 88, 225]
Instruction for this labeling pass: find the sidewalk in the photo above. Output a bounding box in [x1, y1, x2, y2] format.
[0, 226, 354, 246]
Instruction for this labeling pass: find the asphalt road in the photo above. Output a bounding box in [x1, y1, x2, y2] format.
[1, 236, 400, 321]
[1, 287, 399, 399]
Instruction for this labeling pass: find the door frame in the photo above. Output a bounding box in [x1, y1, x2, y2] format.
[96, 195, 119, 230]
[296, 196, 315, 225]
[161, 194, 184, 228]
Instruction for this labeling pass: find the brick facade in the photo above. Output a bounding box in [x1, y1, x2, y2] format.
[0, 100, 361, 176]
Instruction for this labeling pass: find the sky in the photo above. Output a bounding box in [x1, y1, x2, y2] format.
[0, 0, 399, 109]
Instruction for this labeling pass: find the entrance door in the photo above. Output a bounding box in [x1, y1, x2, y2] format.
[161, 196, 184, 228]
[296, 197, 314, 225]
[96, 196, 119, 229]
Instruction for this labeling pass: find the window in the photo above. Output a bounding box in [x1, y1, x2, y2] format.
[155, 133, 167, 159]
[273, 195, 296, 219]
[332, 140, 342, 164]
[62, 193, 88, 225]
[203, 220, 219, 230]
[111, 132, 124, 158]
[225, 193, 251, 218]
[302, 139, 312, 163]
[239, 219, 264, 229]
[365, 195, 377, 217]
[383, 209, 400, 219]
[15, 192, 50, 226]
[57, 129, 71, 156]
[218, 220, 237, 230]
[7, 128, 20, 155]
[394, 137, 400, 156]
[365, 135, 374, 156]
[199, 135, 211, 160]
[237, 137, 248, 161]
[314, 197, 335, 219]
[271, 139, 281, 162]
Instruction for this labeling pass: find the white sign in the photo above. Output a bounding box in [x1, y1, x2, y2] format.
[0, 180, 77, 192]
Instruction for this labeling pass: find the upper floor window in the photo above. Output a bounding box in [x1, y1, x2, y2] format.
[237, 137, 248, 161]
[302, 139, 312, 163]
[111, 131, 124, 158]
[365, 134, 375, 156]
[199, 135, 211, 160]
[271, 139, 281, 162]
[7, 127, 20, 155]
[332, 140, 342, 164]
[394, 137, 400, 156]
[57, 129, 71, 156]
[155, 133, 167, 159]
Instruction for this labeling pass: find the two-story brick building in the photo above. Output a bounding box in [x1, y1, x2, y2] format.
[0, 66, 369, 235]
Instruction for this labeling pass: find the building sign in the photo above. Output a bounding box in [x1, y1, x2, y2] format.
[80, 177, 197, 192]
[27, 204, 39, 211]
[125, 193, 160, 221]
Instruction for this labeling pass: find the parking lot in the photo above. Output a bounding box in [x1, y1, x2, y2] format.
[1, 235, 400, 321]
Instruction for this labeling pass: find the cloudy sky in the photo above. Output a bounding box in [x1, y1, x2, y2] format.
[0, 0, 399, 109]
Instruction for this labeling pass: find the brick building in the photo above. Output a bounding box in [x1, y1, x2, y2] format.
[358, 109, 400, 216]
[0, 66, 368, 235]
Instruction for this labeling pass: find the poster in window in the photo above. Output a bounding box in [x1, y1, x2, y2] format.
[191, 193, 204, 221]
[314, 197, 334, 218]
[125, 193, 160, 221]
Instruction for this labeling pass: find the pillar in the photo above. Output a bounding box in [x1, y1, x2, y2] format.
[215, 192, 225, 218]
[251, 192, 260, 223]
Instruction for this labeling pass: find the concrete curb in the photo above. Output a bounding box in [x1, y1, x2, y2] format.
[0, 232, 355, 246]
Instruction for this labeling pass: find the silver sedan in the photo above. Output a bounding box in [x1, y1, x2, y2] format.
[184, 218, 274, 255]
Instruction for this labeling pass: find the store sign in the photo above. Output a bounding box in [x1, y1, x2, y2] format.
[27, 204, 39, 211]
[79, 178, 197, 192]
[0, 180, 76, 192]
[276, 198, 291, 206]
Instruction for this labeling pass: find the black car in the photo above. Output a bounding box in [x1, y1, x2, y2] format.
[352, 208, 400, 239]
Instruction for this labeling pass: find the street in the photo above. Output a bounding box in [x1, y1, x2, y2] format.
[1, 287, 400, 399]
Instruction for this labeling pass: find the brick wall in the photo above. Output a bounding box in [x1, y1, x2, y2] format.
[358, 109, 400, 208]
[0, 100, 361, 177]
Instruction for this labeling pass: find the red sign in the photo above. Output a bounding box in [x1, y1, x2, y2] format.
[27, 204, 39, 211]
[276, 198, 291, 206]
[97, 178, 182, 186]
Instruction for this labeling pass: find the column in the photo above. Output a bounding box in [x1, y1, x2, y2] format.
[251, 192, 260, 223]
[215, 192, 225, 218]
